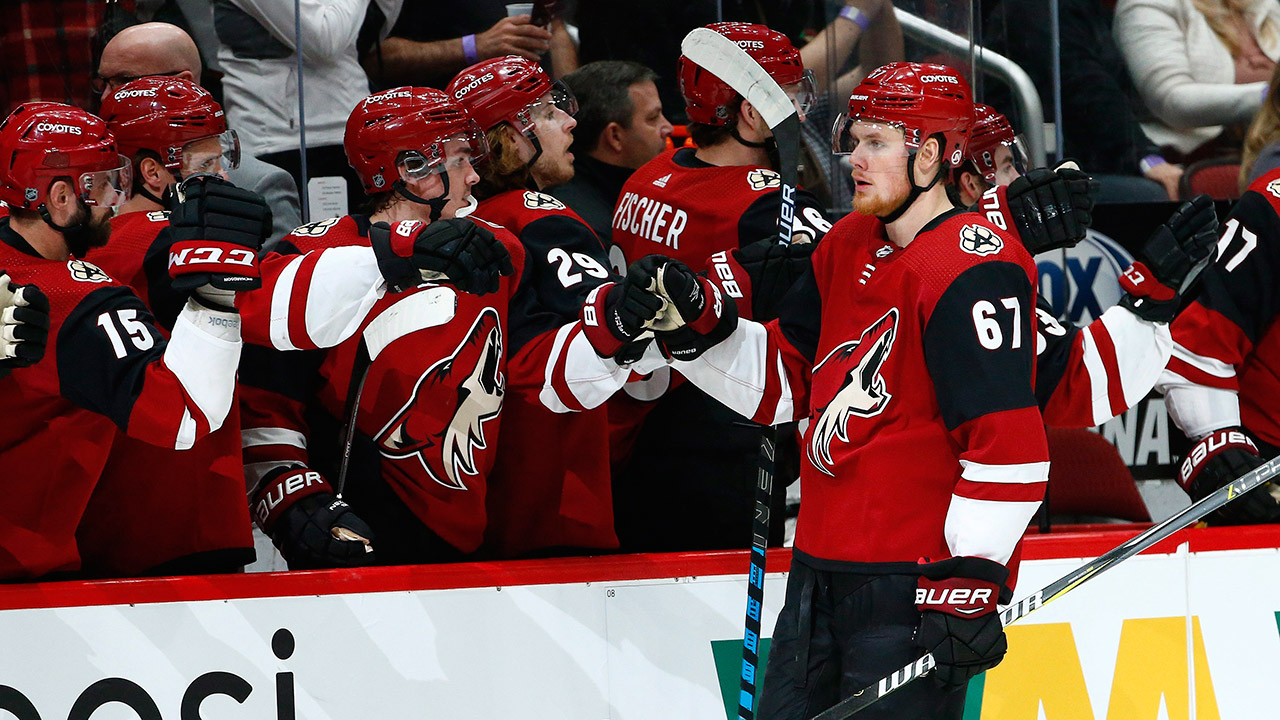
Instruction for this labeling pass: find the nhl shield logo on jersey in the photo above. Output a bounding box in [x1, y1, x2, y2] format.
[959, 223, 1003, 257]
[808, 308, 898, 476]
[67, 259, 111, 283]
[747, 168, 781, 192]
[374, 309, 504, 490]
[522, 191, 567, 211]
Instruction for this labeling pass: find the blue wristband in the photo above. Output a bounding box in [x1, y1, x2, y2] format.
[462, 34, 478, 65]
[839, 5, 873, 31]
[1139, 154, 1166, 174]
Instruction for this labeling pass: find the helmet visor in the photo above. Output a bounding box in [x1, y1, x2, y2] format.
[180, 129, 240, 178]
[830, 118, 910, 159]
[785, 69, 817, 122]
[526, 81, 578, 131]
[396, 128, 489, 182]
[975, 134, 1031, 186]
[78, 155, 132, 209]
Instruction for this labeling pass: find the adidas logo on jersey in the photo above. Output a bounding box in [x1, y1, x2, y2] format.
[747, 168, 781, 192]
[959, 224, 1003, 256]
[652, 173, 671, 188]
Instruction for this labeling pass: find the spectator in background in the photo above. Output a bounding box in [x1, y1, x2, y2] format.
[1241, 45, 1280, 185]
[0, 0, 136, 114]
[98, 22, 302, 242]
[985, 0, 1182, 203]
[550, 61, 672, 251]
[213, 0, 401, 217]
[365, 0, 576, 91]
[1114, 0, 1280, 163]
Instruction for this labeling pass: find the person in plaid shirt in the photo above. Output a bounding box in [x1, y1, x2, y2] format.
[0, 0, 136, 114]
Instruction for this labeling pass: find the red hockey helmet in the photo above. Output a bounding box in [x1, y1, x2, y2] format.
[833, 62, 974, 167]
[446, 56, 577, 135]
[345, 86, 488, 194]
[0, 102, 131, 210]
[962, 104, 1029, 185]
[99, 77, 239, 178]
[678, 22, 814, 126]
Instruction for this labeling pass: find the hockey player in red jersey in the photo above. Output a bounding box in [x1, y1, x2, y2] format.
[947, 104, 1218, 430]
[238, 86, 525, 568]
[1157, 168, 1280, 523]
[644, 64, 1040, 719]
[447, 56, 672, 558]
[0, 102, 251, 580]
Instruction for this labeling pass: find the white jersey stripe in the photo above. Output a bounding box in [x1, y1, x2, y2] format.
[241, 427, 308, 449]
[1099, 306, 1173, 415]
[945, 495, 1042, 566]
[959, 460, 1051, 484]
[1078, 322, 1113, 425]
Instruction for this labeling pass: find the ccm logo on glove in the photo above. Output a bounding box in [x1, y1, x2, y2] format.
[169, 242, 257, 270]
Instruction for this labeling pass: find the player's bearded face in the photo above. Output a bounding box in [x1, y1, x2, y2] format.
[529, 100, 577, 187]
[847, 123, 911, 217]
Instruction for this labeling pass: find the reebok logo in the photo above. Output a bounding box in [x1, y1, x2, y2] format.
[920, 74, 959, 84]
[113, 88, 158, 99]
[915, 587, 993, 613]
[453, 73, 494, 100]
[36, 122, 82, 135]
[652, 173, 671, 188]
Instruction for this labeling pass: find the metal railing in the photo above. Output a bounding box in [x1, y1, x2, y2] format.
[896, 7, 1048, 166]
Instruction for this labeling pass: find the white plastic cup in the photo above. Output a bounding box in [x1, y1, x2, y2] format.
[506, 3, 534, 17]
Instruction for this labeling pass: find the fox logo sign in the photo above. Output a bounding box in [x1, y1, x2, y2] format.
[374, 309, 504, 490]
[808, 308, 898, 476]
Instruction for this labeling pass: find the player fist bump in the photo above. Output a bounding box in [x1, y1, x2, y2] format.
[0, 273, 49, 376]
[1119, 194, 1217, 324]
[915, 556, 1010, 687]
[252, 467, 376, 570]
[580, 255, 666, 358]
[370, 217, 513, 295]
[633, 255, 739, 361]
[167, 175, 271, 307]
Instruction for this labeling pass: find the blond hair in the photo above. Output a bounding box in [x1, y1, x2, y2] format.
[1193, 0, 1280, 58]
[473, 125, 532, 200]
[1241, 62, 1280, 189]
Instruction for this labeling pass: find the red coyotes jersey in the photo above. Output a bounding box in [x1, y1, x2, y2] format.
[0, 219, 239, 579]
[475, 189, 622, 557]
[611, 147, 831, 270]
[1159, 169, 1280, 445]
[240, 214, 525, 555]
[678, 209, 1048, 574]
[77, 209, 253, 577]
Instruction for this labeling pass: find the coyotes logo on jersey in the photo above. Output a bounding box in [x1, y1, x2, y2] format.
[373, 308, 504, 490]
[808, 308, 899, 476]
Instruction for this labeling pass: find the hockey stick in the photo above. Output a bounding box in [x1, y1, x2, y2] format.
[680, 27, 801, 720]
[811, 454, 1280, 720]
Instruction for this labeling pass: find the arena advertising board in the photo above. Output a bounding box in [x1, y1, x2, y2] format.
[0, 533, 1276, 720]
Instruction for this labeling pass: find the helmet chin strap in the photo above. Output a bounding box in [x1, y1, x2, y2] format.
[730, 127, 780, 169]
[39, 200, 95, 259]
[519, 129, 544, 178]
[137, 184, 176, 210]
[393, 171, 451, 222]
[880, 150, 947, 225]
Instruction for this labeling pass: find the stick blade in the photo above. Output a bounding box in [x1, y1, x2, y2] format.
[680, 28, 796, 130]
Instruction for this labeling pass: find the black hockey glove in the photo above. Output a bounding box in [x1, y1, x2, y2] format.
[252, 468, 376, 570]
[915, 556, 1010, 688]
[579, 257, 665, 358]
[0, 273, 49, 374]
[167, 175, 270, 307]
[1118, 194, 1217, 323]
[642, 256, 738, 361]
[1178, 427, 1280, 525]
[992, 164, 1097, 255]
[369, 217, 514, 295]
[721, 240, 816, 321]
